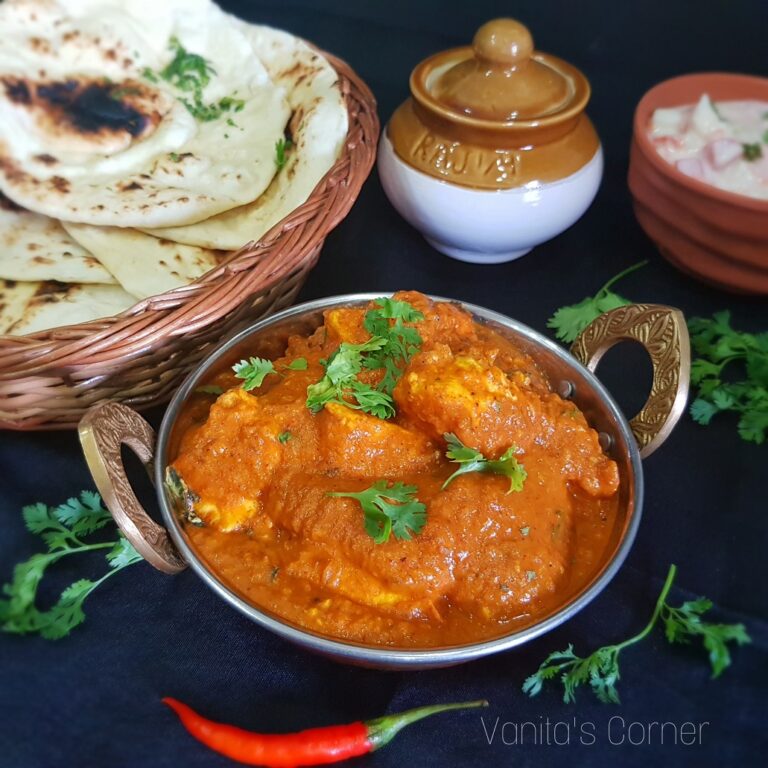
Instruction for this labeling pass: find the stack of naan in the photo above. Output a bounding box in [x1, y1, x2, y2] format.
[0, 0, 348, 335]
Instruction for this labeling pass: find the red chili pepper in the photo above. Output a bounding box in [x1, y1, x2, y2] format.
[163, 696, 488, 767]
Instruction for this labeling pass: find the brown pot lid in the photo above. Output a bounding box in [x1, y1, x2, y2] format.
[387, 18, 597, 190]
[414, 18, 589, 126]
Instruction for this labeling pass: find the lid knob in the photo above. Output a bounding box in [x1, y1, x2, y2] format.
[473, 18, 533, 67]
[430, 17, 572, 122]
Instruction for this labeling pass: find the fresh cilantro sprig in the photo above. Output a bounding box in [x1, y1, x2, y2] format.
[546, 260, 648, 343]
[523, 564, 750, 704]
[144, 36, 245, 122]
[304, 298, 424, 419]
[328, 480, 426, 544]
[275, 137, 292, 170]
[362, 298, 425, 395]
[688, 311, 768, 444]
[306, 337, 395, 419]
[233, 356, 307, 392]
[0, 492, 142, 640]
[233, 357, 275, 390]
[442, 433, 527, 493]
[344, 379, 396, 419]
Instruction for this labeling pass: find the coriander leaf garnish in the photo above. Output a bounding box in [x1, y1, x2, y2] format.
[277, 431, 292, 444]
[523, 564, 751, 704]
[275, 138, 292, 170]
[232, 356, 306, 391]
[347, 379, 397, 419]
[546, 260, 648, 343]
[688, 311, 768, 444]
[442, 433, 527, 493]
[306, 338, 395, 418]
[0, 492, 141, 640]
[163, 35, 216, 89]
[742, 142, 763, 161]
[305, 298, 423, 418]
[233, 357, 275, 391]
[328, 480, 427, 544]
[365, 297, 425, 324]
[362, 298, 425, 395]
[143, 36, 244, 122]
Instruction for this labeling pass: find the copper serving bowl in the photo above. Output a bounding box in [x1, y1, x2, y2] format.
[78, 295, 690, 669]
[629, 72, 768, 294]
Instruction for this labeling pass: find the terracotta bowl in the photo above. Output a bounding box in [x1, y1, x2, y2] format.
[628, 73, 768, 294]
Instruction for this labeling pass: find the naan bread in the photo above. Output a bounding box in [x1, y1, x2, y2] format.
[62, 221, 221, 299]
[141, 23, 348, 250]
[0, 0, 291, 227]
[0, 279, 38, 333]
[4, 281, 135, 335]
[0, 200, 115, 283]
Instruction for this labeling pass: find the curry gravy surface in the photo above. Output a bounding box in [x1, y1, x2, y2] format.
[172, 292, 620, 647]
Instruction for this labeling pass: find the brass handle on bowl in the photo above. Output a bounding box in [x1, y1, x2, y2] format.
[571, 303, 691, 458]
[78, 402, 186, 574]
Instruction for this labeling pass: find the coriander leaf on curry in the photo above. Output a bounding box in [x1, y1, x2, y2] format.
[328, 481, 426, 544]
[233, 356, 309, 391]
[167, 292, 620, 647]
[232, 357, 276, 390]
[442, 433, 527, 493]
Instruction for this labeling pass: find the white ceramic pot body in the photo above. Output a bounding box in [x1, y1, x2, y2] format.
[378, 132, 603, 264]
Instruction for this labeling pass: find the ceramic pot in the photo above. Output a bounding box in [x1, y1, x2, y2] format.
[379, 19, 603, 263]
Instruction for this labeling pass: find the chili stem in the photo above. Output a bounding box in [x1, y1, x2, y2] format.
[366, 700, 489, 750]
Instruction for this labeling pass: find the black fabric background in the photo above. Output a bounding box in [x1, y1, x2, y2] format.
[1, 1, 767, 766]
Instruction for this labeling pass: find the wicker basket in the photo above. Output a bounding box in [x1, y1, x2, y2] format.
[0, 52, 379, 430]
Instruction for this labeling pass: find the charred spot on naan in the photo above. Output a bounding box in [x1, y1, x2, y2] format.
[0, 152, 29, 186]
[3, 79, 30, 105]
[1, 76, 168, 154]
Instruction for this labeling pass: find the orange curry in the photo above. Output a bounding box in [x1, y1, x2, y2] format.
[170, 292, 620, 647]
